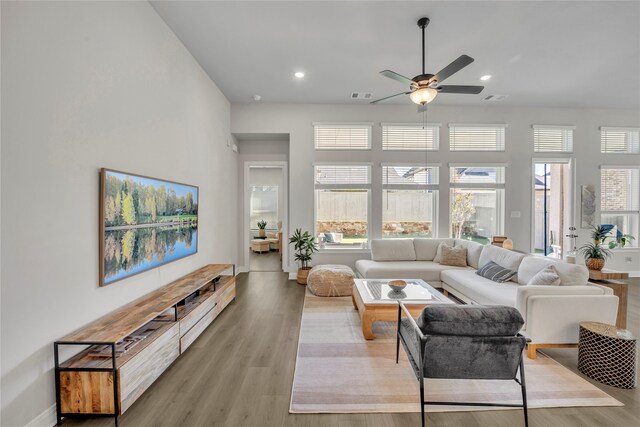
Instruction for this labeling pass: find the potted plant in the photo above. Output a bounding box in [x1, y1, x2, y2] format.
[257, 220, 267, 237]
[578, 224, 636, 270]
[289, 228, 318, 284]
[578, 241, 612, 271]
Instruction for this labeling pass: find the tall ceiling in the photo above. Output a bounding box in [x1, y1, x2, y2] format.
[151, 1, 640, 109]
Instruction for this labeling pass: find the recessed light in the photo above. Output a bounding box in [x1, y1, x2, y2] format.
[480, 75, 492, 81]
[253, 95, 261, 101]
[294, 71, 305, 78]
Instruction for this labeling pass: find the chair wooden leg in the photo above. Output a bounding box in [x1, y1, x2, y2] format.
[527, 344, 537, 360]
[396, 305, 401, 364]
[520, 357, 529, 427]
[420, 378, 425, 427]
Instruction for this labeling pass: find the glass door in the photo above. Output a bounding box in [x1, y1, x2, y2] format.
[533, 160, 573, 257]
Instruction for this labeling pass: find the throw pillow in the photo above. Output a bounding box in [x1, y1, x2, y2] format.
[527, 265, 561, 286]
[476, 261, 517, 283]
[440, 245, 467, 267]
[433, 242, 447, 263]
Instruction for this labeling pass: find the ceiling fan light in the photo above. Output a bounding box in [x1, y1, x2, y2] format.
[409, 87, 438, 105]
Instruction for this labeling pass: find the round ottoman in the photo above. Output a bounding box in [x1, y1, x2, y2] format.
[251, 239, 270, 253]
[307, 264, 355, 297]
[578, 321, 637, 389]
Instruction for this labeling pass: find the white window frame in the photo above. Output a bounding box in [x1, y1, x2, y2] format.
[381, 163, 440, 238]
[448, 164, 506, 240]
[314, 163, 372, 250]
[532, 125, 575, 153]
[381, 123, 440, 151]
[448, 124, 507, 152]
[313, 122, 372, 150]
[600, 165, 640, 248]
[600, 127, 640, 154]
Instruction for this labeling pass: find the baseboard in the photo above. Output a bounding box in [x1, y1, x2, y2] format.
[288, 271, 297, 281]
[26, 404, 56, 427]
[628, 271, 639, 278]
[236, 265, 249, 274]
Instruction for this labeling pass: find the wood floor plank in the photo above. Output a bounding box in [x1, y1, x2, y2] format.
[65, 274, 640, 427]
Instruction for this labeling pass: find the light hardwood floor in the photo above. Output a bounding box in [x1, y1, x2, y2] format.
[249, 250, 282, 272]
[67, 275, 640, 427]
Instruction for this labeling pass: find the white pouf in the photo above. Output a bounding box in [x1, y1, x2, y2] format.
[307, 264, 355, 297]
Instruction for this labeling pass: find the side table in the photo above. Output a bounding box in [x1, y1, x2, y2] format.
[578, 321, 637, 389]
[589, 269, 629, 329]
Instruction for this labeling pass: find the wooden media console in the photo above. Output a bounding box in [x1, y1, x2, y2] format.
[54, 264, 236, 426]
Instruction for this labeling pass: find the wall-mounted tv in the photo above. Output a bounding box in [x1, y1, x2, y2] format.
[100, 168, 199, 286]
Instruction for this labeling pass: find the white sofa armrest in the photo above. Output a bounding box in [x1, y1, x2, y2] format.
[515, 285, 612, 319]
[521, 294, 618, 344]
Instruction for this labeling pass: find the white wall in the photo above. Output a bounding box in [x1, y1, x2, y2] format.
[231, 103, 640, 274]
[0, 2, 237, 426]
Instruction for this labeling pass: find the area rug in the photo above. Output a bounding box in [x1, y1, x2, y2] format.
[290, 291, 623, 413]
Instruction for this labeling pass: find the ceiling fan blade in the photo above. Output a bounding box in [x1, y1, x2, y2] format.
[432, 55, 474, 84]
[370, 91, 412, 104]
[437, 85, 484, 94]
[380, 70, 416, 87]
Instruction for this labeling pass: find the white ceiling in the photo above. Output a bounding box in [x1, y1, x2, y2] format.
[151, 1, 640, 109]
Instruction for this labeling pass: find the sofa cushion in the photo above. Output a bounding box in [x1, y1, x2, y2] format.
[432, 242, 446, 263]
[370, 239, 416, 261]
[527, 265, 561, 286]
[440, 245, 468, 267]
[417, 305, 524, 337]
[441, 269, 518, 307]
[453, 239, 484, 269]
[517, 256, 588, 286]
[478, 245, 526, 282]
[414, 238, 454, 261]
[476, 261, 517, 283]
[355, 260, 469, 282]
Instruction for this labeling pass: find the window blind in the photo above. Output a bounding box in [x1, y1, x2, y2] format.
[314, 165, 370, 186]
[450, 166, 506, 185]
[600, 127, 640, 154]
[382, 166, 438, 186]
[601, 168, 640, 212]
[449, 124, 506, 151]
[314, 124, 371, 150]
[382, 124, 439, 150]
[533, 125, 574, 152]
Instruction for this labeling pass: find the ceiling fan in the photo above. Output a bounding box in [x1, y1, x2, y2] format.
[371, 17, 484, 108]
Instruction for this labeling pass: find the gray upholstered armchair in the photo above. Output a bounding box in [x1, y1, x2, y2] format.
[396, 303, 529, 427]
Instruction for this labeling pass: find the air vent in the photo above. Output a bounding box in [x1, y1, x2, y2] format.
[350, 92, 373, 100]
[482, 94, 509, 102]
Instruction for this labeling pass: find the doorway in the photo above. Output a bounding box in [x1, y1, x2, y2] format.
[532, 159, 574, 257]
[244, 162, 288, 272]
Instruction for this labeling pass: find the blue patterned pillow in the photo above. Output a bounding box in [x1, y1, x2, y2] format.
[476, 261, 517, 283]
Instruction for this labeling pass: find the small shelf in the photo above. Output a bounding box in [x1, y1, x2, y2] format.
[59, 320, 176, 370]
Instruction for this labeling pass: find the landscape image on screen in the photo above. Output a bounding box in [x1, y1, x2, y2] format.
[101, 169, 198, 286]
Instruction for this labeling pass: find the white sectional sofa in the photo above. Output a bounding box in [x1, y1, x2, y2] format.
[355, 238, 619, 359]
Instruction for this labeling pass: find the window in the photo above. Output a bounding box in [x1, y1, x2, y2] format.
[449, 124, 506, 151]
[381, 123, 440, 150]
[601, 127, 640, 154]
[250, 186, 278, 230]
[533, 125, 574, 153]
[382, 165, 439, 238]
[449, 165, 506, 244]
[314, 123, 371, 150]
[315, 164, 371, 248]
[601, 167, 639, 247]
